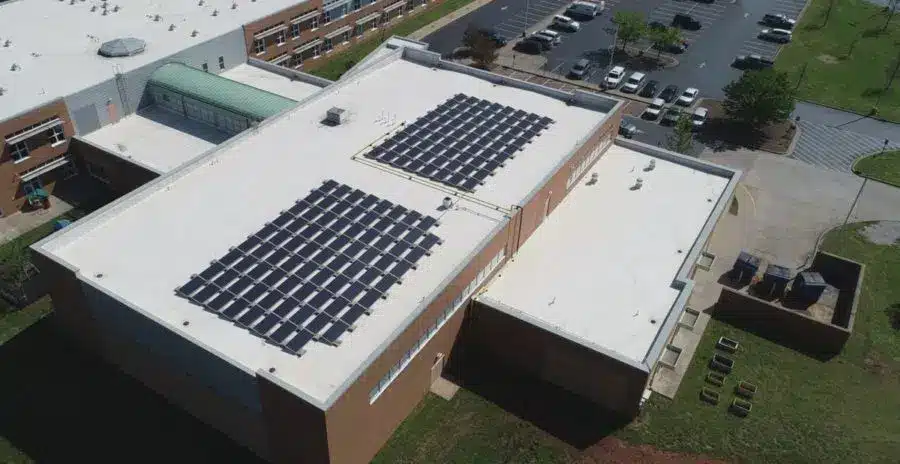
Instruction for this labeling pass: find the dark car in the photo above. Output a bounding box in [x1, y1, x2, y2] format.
[514, 38, 543, 55]
[732, 54, 775, 70]
[672, 14, 701, 31]
[659, 84, 679, 103]
[479, 28, 508, 47]
[619, 122, 638, 138]
[569, 58, 592, 79]
[761, 13, 796, 29]
[639, 80, 660, 98]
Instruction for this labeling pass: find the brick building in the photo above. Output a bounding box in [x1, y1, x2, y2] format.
[33, 44, 739, 464]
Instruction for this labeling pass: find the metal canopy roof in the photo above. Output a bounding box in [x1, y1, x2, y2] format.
[147, 63, 297, 121]
[98, 38, 147, 57]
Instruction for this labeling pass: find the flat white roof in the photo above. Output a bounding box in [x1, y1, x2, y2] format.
[38, 52, 613, 407]
[479, 144, 730, 365]
[82, 105, 229, 173]
[0, 0, 304, 121]
[220, 64, 325, 102]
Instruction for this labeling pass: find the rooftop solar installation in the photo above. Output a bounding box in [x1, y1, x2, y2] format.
[176, 180, 442, 355]
[364, 93, 555, 192]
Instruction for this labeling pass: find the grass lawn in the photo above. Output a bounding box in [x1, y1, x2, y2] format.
[308, 0, 476, 81]
[853, 149, 900, 187]
[377, 222, 900, 463]
[777, 0, 900, 122]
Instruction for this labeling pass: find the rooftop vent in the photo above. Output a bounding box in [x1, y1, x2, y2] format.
[113, 5, 120, 12]
[169, 24, 176, 31]
[102, 8, 108, 15]
[0, 87, 6, 96]
[69, 0, 75, 4]
[630, 177, 643, 191]
[212, 9, 219, 16]
[4, 39, 12, 47]
[154, 14, 161, 21]
[90, 5, 96, 11]
[191, 30, 199, 37]
[10, 63, 20, 71]
[587, 172, 599, 185]
[441, 197, 453, 210]
[644, 159, 656, 172]
[98, 37, 146, 57]
[231, 2, 238, 9]
[198, 0, 204, 4]
[325, 107, 346, 126]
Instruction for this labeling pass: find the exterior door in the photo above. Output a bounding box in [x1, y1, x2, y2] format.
[430, 352, 445, 384]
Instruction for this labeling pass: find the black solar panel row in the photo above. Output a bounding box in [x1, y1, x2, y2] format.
[176, 180, 442, 355]
[363, 93, 554, 192]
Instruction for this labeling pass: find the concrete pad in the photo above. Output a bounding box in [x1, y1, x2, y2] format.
[0, 196, 73, 243]
[430, 377, 460, 400]
[651, 311, 711, 399]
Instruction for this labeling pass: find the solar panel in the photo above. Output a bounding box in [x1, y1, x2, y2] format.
[363, 94, 554, 192]
[175, 180, 441, 355]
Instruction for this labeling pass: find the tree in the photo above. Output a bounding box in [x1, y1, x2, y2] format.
[470, 34, 499, 69]
[612, 11, 646, 51]
[723, 69, 795, 128]
[666, 114, 694, 154]
[648, 26, 682, 59]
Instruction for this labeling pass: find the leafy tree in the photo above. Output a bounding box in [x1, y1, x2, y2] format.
[470, 34, 499, 69]
[612, 11, 646, 51]
[723, 69, 795, 128]
[649, 26, 682, 59]
[666, 114, 694, 154]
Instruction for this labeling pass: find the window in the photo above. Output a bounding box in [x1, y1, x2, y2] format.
[48, 125, 66, 145]
[354, 24, 363, 36]
[201, 63, 209, 72]
[368, 247, 506, 403]
[275, 30, 286, 45]
[253, 38, 265, 54]
[218, 56, 225, 70]
[291, 22, 301, 38]
[323, 38, 333, 52]
[22, 179, 42, 195]
[86, 161, 109, 184]
[339, 31, 350, 44]
[352, 0, 361, 10]
[311, 15, 319, 29]
[10, 141, 29, 162]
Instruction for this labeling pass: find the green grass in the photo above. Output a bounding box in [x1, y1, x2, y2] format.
[309, 0, 477, 81]
[377, 223, 900, 463]
[853, 149, 900, 187]
[776, 0, 900, 122]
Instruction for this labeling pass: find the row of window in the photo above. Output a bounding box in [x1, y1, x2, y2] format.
[201, 56, 227, 73]
[7, 124, 66, 164]
[565, 134, 612, 190]
[253, 0, 430, 56]
[368, 247, 507, 403]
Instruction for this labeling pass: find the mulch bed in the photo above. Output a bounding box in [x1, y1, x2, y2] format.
[575, 437, 728, 464]
[697, 100, 796, 155]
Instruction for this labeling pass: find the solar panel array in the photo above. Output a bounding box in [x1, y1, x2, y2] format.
[176, 180, 442, 355]
[365, 93, 555, 192]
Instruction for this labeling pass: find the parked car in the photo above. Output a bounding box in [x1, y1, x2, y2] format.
[478, 28, 508, 47]
[536, 29, 561, 45]
[659, 84, 679, 103]
[622, 72, 646, 93]
[759, 28, 792, 43]
[642, 98, 666, 120]
[528, 33, 555, 50]
[639, 80, 660, 97]
[552, 15, 580, 32]
[602, 66, 626, 89]
[732, 54, 775, 70]
[514, 38, 543, 54]
[691, 107, 709, 129]
[661, 108, 683, 125]
[619, 122, 638, 138]
[676, 87, 699, 106]
[569, 58, 592, 79]
[566, 1, 600, 19]
[761, 13, 796, 29]
[672, 13, 701, 30]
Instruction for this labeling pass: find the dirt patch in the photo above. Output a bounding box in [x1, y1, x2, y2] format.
[696, 100, 796, 154]
[861, 221, 900, 245]
[575, 437, 728, 464]
[817, 54, 839, 64]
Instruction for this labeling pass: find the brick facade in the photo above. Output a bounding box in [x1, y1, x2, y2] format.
[0, 100, 76, 216]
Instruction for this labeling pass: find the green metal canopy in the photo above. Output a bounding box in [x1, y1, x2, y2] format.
[147, 63, 297, 121]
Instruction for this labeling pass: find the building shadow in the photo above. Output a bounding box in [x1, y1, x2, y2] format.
[444, 343, 630, 450]
[0, 316, 265, 464]
[50, 175, 112, 213]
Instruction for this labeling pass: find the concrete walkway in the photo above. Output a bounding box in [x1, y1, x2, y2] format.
[0, 197, 73, 244]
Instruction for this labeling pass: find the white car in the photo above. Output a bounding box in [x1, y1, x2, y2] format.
[603, 66, 626, 89]
[533, 29, 561, 46]
[622, 72, 646, 93]
[759, 28, 792, 43]
[676, 87, 699, 106]
[566, 1, 600, 19]
[642, 98, 665, 119]
[552, 15, 580, 32]
[691, 107, 709, 128]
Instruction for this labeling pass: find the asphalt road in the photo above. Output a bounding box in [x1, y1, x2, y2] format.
[623, 115, 704, 156]
[792, 101, 900, 143]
